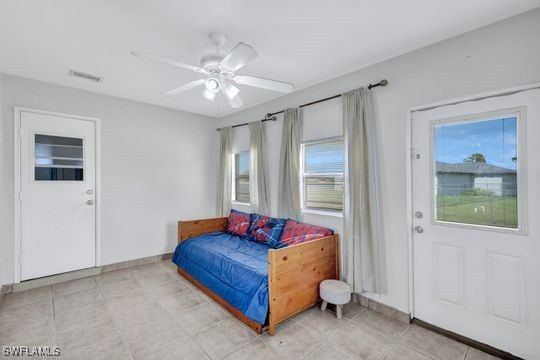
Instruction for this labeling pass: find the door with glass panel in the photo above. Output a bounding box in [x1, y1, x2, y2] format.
[411, 89, 540, 359]
[19, 110, 96, 280]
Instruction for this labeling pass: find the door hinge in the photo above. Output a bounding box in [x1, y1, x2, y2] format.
[18, 191, 22, 201]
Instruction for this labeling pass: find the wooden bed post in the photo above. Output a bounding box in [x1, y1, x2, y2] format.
[335, 234, 340, 279]
[268, 249, 277, 336]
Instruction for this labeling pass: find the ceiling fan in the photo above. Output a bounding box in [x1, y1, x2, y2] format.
[132, 33, 294, 108]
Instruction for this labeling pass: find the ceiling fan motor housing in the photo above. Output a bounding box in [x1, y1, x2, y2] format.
[200, 54, 225, 71]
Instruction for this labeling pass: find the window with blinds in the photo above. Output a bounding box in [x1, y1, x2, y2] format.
[233, 151, 250, 203]
[302, 138, 344, 212]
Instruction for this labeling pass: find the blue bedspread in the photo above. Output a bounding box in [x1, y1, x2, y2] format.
[172, 232, 269, 324]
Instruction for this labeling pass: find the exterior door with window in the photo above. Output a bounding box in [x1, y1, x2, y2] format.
[411, 89, 540, 359]
[19, 110, 96, 280]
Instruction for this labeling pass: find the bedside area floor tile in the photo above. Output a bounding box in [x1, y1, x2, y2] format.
[0, 261, 500, 360]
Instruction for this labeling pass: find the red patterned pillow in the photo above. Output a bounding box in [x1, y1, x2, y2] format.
[278, 219, 334, 247]
[226, 209, 252, 237]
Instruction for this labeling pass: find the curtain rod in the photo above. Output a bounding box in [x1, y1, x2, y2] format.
[266, 79, 388, 118]
[216, 116, 277, 131]
[217, 79, 388, 131]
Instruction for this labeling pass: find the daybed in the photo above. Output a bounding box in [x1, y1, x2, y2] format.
[172, 213, 339, 335]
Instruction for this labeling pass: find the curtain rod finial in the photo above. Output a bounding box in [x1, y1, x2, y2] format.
[368, 79, 389, 89]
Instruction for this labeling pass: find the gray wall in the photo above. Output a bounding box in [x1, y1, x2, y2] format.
[436, 173, 474, 196]
[220, 9, 540, 313]
[0, 74, 220, 286]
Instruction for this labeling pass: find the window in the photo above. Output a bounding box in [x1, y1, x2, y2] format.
[232, 150, 250, 203]
[34, 134, 84, 181]
[434, 116, 518, 229]
[301, 138, 344, 212]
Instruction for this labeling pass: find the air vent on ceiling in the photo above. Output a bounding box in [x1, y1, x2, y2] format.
[68, 70, 102, 83]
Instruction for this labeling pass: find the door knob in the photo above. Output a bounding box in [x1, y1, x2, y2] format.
[87, 200, 94, 205]
[414, 226, 424, 234]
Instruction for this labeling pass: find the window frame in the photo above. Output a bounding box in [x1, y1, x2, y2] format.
[231, 150, 250, 205]
[300, 136, 344, 215]
[34, 133, 85, 181]
[429, 107, 528, 235]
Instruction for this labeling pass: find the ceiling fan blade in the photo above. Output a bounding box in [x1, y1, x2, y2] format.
[220, 43, 258, 72]
[161, 79, 205, 96]
[132, 51, 207, 74]
[233, 75, 294, 93]
[222, 88, 244, 108]
[222, 82, 240, 100]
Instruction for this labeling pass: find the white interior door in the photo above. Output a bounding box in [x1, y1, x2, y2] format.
[19, 110, 96, 280]
[412, 88, 540, 359]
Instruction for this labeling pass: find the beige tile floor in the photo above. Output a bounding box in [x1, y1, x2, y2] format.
[0, 261, 499, 360]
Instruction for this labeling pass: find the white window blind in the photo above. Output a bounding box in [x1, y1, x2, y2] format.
[302, 139, 344, 212]
[233, 151, 250, 203]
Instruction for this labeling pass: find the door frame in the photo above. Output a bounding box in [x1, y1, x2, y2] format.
[13, 107, 102, 284]
[405, 82, 540, 319]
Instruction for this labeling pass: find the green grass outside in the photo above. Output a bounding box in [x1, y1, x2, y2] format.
[436, 195, 518, 228]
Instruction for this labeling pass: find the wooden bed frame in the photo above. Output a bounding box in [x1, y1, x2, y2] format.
[177, 217, 339, 335]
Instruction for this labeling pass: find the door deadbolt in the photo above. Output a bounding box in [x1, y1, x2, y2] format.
[87, 190, 94, 195]
[415, 211, 423, 219]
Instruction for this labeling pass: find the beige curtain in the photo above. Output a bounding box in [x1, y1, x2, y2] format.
[248, 121, 270, 215]
[219, 127, 232, 216]
[342, 88, 386, 294]
[278, 108, 302, 220]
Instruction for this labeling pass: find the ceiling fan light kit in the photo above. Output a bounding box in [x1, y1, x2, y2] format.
[205, 77, 221, 92]
[132, 32, 294, 109]
[201, 89, 216, 101]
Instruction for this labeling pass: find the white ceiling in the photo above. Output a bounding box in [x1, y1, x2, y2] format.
[0, 1, 538, 118]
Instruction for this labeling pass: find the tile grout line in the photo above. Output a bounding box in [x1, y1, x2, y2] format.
[464, 346, 470, 360]
[51, 286, 57, 349]
[93, 273, 135, 360]
[51, 277, 126, 358]
[343, 306, 412, 360]
[291, 304, 369, 360]
[299, 343, 324, 360]
[397, 325, 460, 360]
[157, 271, 217, 360]
[395, 327, 431, 360]
[135, 262, 215, 360]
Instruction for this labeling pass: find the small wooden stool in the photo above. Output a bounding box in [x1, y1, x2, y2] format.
[319, 279, 351, 319]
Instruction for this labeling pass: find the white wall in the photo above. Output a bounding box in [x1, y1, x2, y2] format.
[0, 74, 220, 286]
[222, 8, 540, 313]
